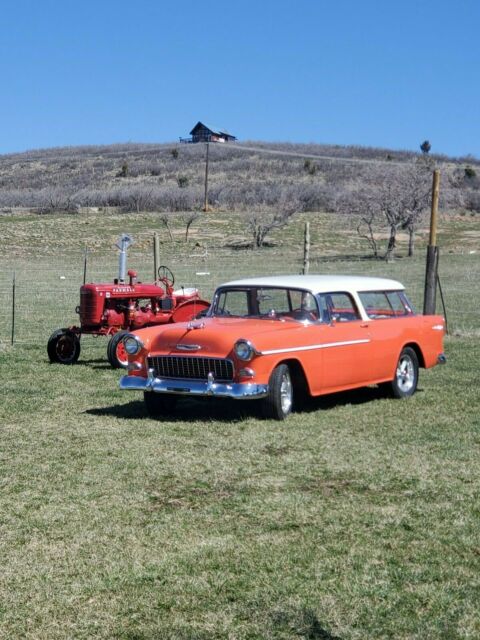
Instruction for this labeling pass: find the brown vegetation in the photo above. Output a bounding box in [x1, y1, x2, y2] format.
[0, 141, 478, 254]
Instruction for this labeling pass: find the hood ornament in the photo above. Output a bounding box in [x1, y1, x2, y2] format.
[186, 321, 205, 331]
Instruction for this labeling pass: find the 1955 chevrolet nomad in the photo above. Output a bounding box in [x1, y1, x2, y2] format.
[119, 275, 446, 420]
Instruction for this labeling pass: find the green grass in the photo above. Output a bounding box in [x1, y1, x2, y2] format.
[1, 337, 479, 639]
[0, 209, 479, 638]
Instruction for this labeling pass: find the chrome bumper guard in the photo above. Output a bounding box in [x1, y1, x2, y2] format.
[120, 369, 268, 400]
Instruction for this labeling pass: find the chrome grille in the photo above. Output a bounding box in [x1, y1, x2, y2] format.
[147, 356, 234, 382]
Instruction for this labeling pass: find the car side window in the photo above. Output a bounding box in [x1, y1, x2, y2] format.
[359, 291, 394, 318]
[387, 291, 413, 315]
[321, 292, 360, 322]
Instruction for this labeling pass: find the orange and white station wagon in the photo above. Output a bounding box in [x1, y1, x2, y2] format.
[119, 275, 446, 420]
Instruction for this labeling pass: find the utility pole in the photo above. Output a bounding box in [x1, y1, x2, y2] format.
[423, 170, 440, 315]
[203, 141, 210, 212]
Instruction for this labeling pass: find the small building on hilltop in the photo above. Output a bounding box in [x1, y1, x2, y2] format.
[180, 122, 237, 144]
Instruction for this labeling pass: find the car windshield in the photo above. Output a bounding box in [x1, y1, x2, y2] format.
[210, 287, 320, 322]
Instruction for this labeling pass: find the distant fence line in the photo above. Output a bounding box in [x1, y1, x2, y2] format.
[0, 249, 478, 346]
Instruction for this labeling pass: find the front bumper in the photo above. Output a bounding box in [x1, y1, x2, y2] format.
[120, 371, 268, 400]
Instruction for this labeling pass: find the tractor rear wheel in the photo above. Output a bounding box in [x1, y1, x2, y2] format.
[107, 331, 130, 368]
[47, 329, 81, 365]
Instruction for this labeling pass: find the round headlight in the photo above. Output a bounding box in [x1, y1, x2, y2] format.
[234, 339, 255, 361]
[123, 335, 143, 355]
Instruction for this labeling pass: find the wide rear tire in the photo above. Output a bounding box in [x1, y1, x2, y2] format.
[107, 331, 130, 368]
[144, 392, 178, 418]
[47, 329, 81, 364]
[261, 364, 293, 420]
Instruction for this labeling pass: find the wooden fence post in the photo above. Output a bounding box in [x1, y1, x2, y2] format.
[11, 272, 16, 346]
[302, 222, 310, 274]
[423, 170, 440, 315]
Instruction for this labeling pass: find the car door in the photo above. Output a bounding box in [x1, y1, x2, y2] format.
[311, 292, 372, 393]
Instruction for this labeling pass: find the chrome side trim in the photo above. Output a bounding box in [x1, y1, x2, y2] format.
[120, 374, 268, 399]
[260, 338, 370, 356]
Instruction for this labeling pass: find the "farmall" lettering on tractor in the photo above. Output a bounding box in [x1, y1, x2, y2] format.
[47, 234, 210, 367]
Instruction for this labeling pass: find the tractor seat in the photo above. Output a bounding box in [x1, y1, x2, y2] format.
[173, 287, 198, 297]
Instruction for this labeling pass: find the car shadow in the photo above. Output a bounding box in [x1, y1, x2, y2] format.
[85, 384, 417, 423]
[85, 397, 258, 423]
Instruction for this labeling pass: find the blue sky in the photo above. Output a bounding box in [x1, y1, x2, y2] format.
[0, 0, 478, 157]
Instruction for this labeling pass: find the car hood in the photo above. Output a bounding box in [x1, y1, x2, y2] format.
[140, 317, 315, 358]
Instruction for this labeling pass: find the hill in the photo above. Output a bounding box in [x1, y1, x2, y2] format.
[0, 141, 479, 216]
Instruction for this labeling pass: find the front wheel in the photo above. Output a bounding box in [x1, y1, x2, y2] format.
[390, 347, 419, 398]
[47, 329, 81, 364]
[261, 364, 293, 420]
[107, 331, 130, 368]
[144, 392, 178, 418]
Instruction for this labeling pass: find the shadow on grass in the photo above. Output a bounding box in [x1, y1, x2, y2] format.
[85, 384, 409, 423]
[272, 606, 342, 639]
[85, 397, 257, 423]
[306, 384, 389, 412]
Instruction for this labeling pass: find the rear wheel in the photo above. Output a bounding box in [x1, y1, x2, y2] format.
[144, 392, 178, 418]
[390, 347, 419, 398]
[261, 364, 293, 420]
[47, 329, 81, 364]
[107, 331, 129, 368]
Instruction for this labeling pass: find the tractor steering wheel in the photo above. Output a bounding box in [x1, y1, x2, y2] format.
[157, 265, 175, 288]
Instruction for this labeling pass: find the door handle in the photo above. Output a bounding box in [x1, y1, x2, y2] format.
[360, 323, 369, 328]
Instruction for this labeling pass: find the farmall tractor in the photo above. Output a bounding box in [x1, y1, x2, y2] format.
[47, 234, 210, 368]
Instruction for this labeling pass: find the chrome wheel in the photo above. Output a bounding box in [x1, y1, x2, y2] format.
[390, 347, 419, 398]
[396, 354, 415, 393]
[280, 370, 293, 414]
[262, 364, 294, 420]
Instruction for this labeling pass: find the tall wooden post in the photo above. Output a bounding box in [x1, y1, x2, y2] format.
[423, 170, 440, 315]
[153, 232, 160, 280]
[303, 222, 310, 274]
[203, 142, 210, 212]
[11, 271, 16, 346]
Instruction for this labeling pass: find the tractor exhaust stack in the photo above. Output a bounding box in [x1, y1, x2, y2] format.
[116, 234, 133, 283]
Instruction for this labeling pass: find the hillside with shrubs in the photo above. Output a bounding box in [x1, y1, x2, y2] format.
[1, 141, 478, 216]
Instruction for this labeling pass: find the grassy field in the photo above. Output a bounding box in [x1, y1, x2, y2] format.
[0, 210, 479, 638]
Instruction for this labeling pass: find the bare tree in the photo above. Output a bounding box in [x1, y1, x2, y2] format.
[159, 213, 174, 241]
[247, 200, 299, 249]
[181, 211, 200, 242]
[338, 160, 432, 260]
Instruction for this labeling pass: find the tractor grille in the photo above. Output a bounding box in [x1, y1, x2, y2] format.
[147, 356, 234, 382]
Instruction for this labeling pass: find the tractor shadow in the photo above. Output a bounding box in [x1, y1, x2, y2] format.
[76, 359, 114, 370]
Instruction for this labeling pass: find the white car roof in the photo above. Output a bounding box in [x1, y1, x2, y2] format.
[219, 274, 405, 294]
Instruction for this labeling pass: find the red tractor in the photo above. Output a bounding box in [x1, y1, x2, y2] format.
[47, 234, 210, 367]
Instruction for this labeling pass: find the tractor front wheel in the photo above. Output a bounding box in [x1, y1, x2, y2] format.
[47, 329, 81, 365]
[107, 331, 130, 368]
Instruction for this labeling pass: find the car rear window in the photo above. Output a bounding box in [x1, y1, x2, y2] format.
[359, 290, 412, 318]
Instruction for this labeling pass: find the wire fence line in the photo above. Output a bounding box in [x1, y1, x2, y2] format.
[0, 249, 479, 347]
